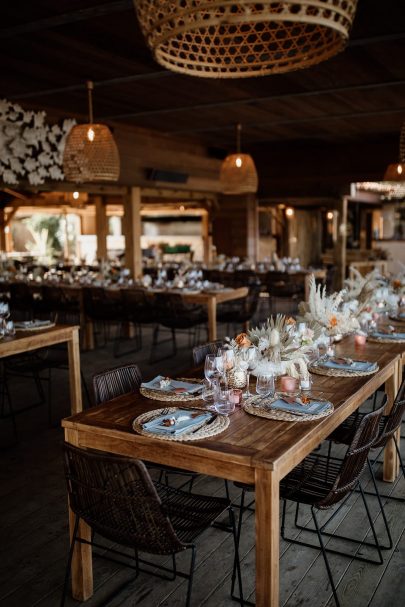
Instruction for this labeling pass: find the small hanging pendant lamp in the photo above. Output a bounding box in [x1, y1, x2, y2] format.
[63, 81, 120, 183]
[220, 124, 258, 195]
[383, 122, 405, 182]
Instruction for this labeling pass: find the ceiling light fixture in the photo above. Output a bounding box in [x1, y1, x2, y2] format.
[63, 81, 120, 183]
[219, 124, 258, 195]
[134, 0, 358, 79]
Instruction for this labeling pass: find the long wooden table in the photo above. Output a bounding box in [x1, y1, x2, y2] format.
[0, 324, 83, 415]
[62, 335, 401, 606]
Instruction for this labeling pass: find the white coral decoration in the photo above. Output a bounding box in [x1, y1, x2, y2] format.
[0, 98, 75, 185]
[299, 275, 360, 336]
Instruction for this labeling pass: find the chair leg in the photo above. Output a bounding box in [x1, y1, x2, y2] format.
[311, 506, 340, 607]
[229, 507, 245, 606]
[366, 458, 393, 549]
[358, 483, 383, 564]
[61, 514, 80, 607]
[185, 546, 196, 607]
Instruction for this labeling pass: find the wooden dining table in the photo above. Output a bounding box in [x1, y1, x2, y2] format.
[62, 334, 402, 606]
[1, 324, 83, 415]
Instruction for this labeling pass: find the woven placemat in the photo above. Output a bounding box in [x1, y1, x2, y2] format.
[389, 315, 405, 323]
[309, 363, 379, 377]
[140, 378, 204, 402]
[368, 335, 405, 344]
[15, 321, 55, 332]
[243, 396, 333, 422]
[132, 407, 229, 442]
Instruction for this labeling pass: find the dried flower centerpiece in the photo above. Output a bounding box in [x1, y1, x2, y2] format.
[226, 314, 314, 379]
[299, 275, 360, 338]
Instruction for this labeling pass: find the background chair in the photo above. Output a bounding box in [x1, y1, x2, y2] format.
[192, 340, 223, 366]
[62, 443, 242, 607]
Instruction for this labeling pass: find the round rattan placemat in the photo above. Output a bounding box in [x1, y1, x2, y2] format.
[132, 407, 229, 442]
[140, 378, 204, 402]
[389, 315, 405, 323]
[309, 363, 379, 377]
[15, 321, 55, 332]
[243, 396, 333, 422]
[368, 335, 405, 344]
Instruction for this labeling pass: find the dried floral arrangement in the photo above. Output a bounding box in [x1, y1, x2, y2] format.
[226, 314, 320, 378]
[299, 275, 360, 336]
[0, 99, 76, 185]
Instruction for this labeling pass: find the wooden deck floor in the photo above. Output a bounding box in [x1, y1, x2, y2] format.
[1, 325, 404, 607]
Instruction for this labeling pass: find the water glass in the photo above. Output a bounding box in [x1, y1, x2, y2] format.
[214, 384, 235, 415]
[202, 378, 216, 404]
[256, 374, 275, 398]
[5, 320, 15, 336]
[241, 346, 257, 397]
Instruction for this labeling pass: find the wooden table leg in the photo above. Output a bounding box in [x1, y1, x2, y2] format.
[67, 328, 83, 415]
[255, 467, 279, 607]
[65, 429, 93, 601]
[207, 296, 217, 341]
[383, 359, 400, 482]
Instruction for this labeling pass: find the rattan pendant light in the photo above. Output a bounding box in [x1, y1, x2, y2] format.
[63, 81, 120, 183]
[383, 122, 405, 182]
[220, 124, 258, 194]
[134, 0, 358, 79]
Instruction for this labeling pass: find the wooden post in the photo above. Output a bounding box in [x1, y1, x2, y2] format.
[94, 195, 107, 262]
[0, 209, 5, 252]
[123, 187, 142, 279]
[212, 193, 258, 262]
[201, 211, 211, 265]
[334, 195, 348, 289]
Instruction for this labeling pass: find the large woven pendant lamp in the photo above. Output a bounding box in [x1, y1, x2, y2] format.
[383, 121, 405, 182]
[63, 81, 120, 183]
[134, 0, 358, 79]
[220, 124, 258, 194]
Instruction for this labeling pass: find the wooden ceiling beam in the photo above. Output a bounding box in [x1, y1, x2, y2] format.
[0, 1, 133, 39]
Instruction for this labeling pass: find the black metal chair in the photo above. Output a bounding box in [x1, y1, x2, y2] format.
[192, 340, 223, 366]
[61, 443, 243, 607]
[233, 402, 386, 607]
[328, 378, 405, 547]
[118, 288, 156, 356]
[83, 287, 122, 351]
[151, 294, 208, 360]
[92, 363, 143, 405]
[217, 284, 261, 334]
[92, 364, 198, 490]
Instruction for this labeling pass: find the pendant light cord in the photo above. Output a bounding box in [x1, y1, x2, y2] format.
[87, 80, 94, 124]
[236, 123, 242, 154]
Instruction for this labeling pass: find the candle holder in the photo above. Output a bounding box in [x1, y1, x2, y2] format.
[279, 375, 299, 395]
[354, 333, 367, 347]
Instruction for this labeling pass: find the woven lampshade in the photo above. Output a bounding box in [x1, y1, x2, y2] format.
[63, 124, 120, 183]
[383, 122, 405, 182]
[63, 81, 120, 183]
[220, 124, 258, 194]
[134, 0, 358, 78]
[383, 162, 405, 182]
[220, 153, 258, 194]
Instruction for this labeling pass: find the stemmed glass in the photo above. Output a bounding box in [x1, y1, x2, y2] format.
[256, 374, 275, 399]
[240, 346, 257, 397]
[204, 354, 217, 383]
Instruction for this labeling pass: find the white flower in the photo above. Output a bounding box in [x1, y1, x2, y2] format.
[24, 157, 37, 171]
[269, 328, 280, 347]
[258, 336, 270, 353]
[28, 171, 43, 185]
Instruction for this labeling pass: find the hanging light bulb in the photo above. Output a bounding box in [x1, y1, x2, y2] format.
[63, 81, 120, 183]
[220, 124, 258, 195]
[383, 122, 405, 182]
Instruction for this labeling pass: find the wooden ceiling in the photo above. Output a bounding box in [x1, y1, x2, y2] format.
[1, 0, 405, 197]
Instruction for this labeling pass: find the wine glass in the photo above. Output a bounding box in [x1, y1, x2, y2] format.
[256, 374, 275, 399]
[241, 346, 257, 397]
[204, 354, 217, 383]
[215, 348, 225, 375]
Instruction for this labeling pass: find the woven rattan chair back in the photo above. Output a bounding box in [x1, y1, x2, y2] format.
[122, 288, 156, 324]
[92, 364, 142, 405]
[374, 378, 405, 449]
[192, 340, 223, 366]
[63, 443, 185, 554]
[318, 399, 386, 509]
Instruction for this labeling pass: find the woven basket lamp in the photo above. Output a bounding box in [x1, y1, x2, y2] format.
[383, 122, 405, 182]
[134, 0, 358, 78]
[63, 81, 120, 183]
[220, 124, 258, 194]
